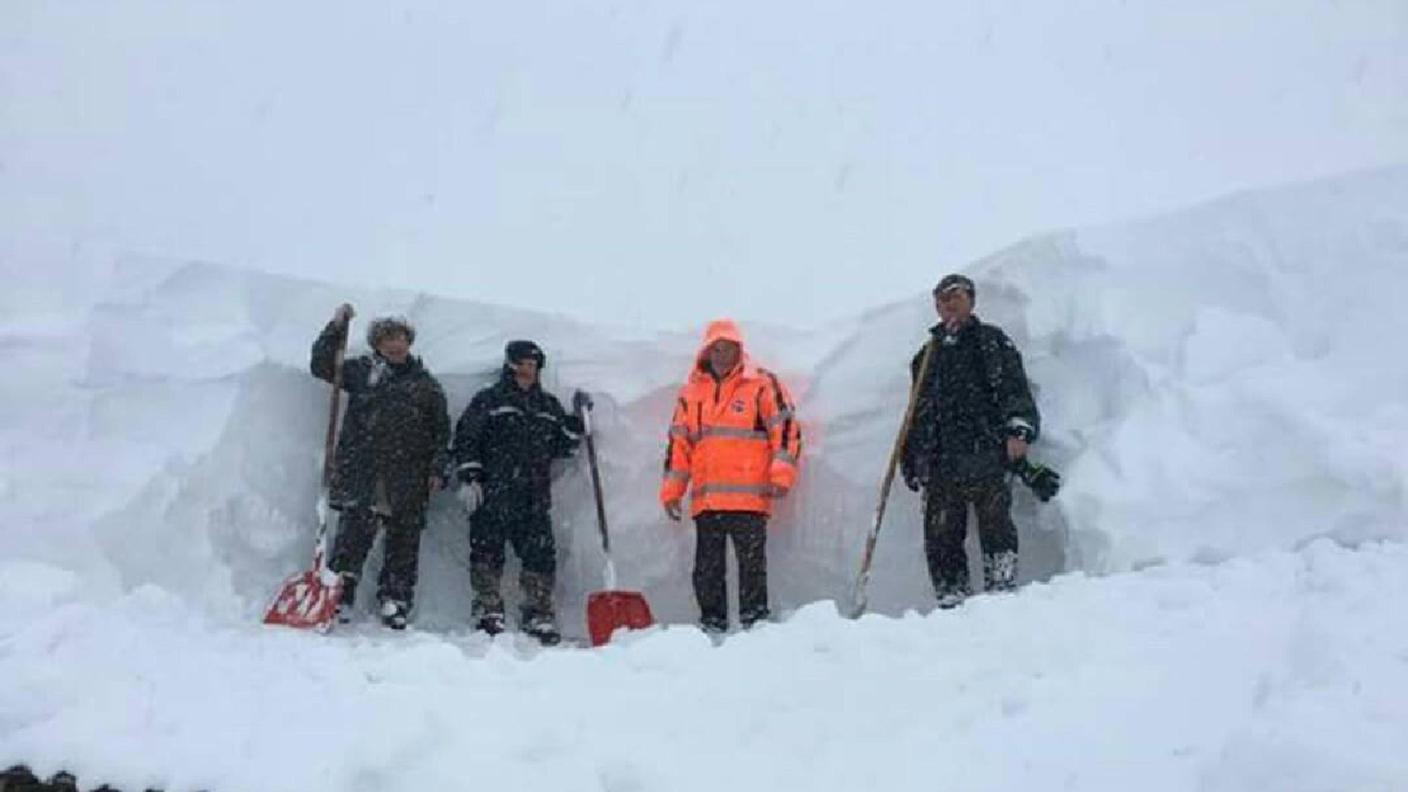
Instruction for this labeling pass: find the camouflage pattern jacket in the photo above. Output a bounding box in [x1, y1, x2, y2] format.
[311, 321, 450, 521]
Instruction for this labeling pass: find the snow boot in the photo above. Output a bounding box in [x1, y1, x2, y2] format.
[336, 574, 358, 623]
[469, 562, 505, 629]
[699, 619, 728, 646]
[520, 571, 560, 645]
[522, 614, 561, 646]
[982, 551, 1018, 593]
[475, 611, 506, 636]
[739, 606, 770, 630]
[379, 598, 409, 630]
[935, 584, 969, 610]
[471, 580, 506, 635]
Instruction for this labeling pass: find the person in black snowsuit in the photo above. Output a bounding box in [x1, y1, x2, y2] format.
[311, 304, 450, 629]
[900, 274, 1042, 608]
[450, 340, 584, 644]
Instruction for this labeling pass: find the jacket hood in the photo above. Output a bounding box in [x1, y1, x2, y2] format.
[691, 318, 753, 379]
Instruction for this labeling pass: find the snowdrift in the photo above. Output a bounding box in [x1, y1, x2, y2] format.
[3, 166, 1406, 638]
[4, 167, 1408, 792]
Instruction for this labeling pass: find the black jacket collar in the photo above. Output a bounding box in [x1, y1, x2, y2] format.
[928, 315, 981, 340]
[368, 353, 426, 383]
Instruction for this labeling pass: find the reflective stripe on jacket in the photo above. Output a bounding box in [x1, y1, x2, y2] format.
[659, 319, 801, 517]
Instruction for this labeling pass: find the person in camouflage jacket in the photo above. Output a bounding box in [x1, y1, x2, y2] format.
[311, 304, 450, 628]
[900, 274, 1041, 608]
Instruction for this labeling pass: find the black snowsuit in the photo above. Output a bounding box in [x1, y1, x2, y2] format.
[311, 321, 450, 609]
[900, 316, 1040, 600]
[451, 370, 582, 622]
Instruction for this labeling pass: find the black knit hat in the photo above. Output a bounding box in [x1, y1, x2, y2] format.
[934, 273, 976, 300]
[504, 340, 546, 369]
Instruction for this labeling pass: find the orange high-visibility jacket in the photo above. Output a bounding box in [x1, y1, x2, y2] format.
[659, 320, 802, 518]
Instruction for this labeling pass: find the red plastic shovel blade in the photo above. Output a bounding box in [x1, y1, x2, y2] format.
[263, 570, 343, 631]
[587, 590, 655, 646]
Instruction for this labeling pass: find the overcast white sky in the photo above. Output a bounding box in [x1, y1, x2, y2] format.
[3, 1, 1406, 329]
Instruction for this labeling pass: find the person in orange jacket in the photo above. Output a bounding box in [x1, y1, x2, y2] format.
[659, 319, 801, 633]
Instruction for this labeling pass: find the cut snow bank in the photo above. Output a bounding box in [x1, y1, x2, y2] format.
[2, 166, 1406, 634]
[974, 164, 1408, 570]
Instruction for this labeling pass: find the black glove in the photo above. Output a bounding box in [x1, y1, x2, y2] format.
[332, 303, 355, 326]
[572, 389, 593, 413]
[900, 460, 924, 492]
[563, 413, 585, 435]
[1011, 457, 1060, 502]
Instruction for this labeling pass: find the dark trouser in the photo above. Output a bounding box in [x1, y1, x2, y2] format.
[469, 507, 557, 621]
[923, 475, 1019, 598]
[693, 511, 769, 629]
[329, 507, 424, 608]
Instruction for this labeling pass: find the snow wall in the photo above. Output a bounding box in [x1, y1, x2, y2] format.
[3, 165, 1405, 639]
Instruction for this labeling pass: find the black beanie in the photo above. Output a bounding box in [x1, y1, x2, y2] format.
[504, 340, 546, 369]
[934, 273, 976, 301]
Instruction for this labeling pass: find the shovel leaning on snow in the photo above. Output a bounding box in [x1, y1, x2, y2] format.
[577, 395, 655, 646]
[263, 313, 350, 630]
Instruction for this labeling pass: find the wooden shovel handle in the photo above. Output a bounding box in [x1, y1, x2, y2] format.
[321, 322, 349, 487]
[580, 404, 612, 556]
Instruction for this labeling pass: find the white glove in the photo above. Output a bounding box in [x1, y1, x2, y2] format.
[456, 481, 484, 515]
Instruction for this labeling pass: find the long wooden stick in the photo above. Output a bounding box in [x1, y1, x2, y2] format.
[848, 337, 936, 618]
[321, 330, 347, 486]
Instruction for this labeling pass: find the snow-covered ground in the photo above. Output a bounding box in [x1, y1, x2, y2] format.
[2, 166, 1406, 790]
[4, 541, 1405, 792]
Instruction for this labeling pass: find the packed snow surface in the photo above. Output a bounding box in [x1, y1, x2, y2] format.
[3, 168, 1407, 790]
[4, 542, 1406, 792]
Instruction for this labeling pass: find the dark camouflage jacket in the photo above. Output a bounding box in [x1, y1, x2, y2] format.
[901, 316, 1040, 485]
[451, 370, 583, 515]
[311, 321, 450, 520]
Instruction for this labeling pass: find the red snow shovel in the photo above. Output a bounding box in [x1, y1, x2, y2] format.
[578, 397, 654, 646]
[264, 315, 350, 630]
